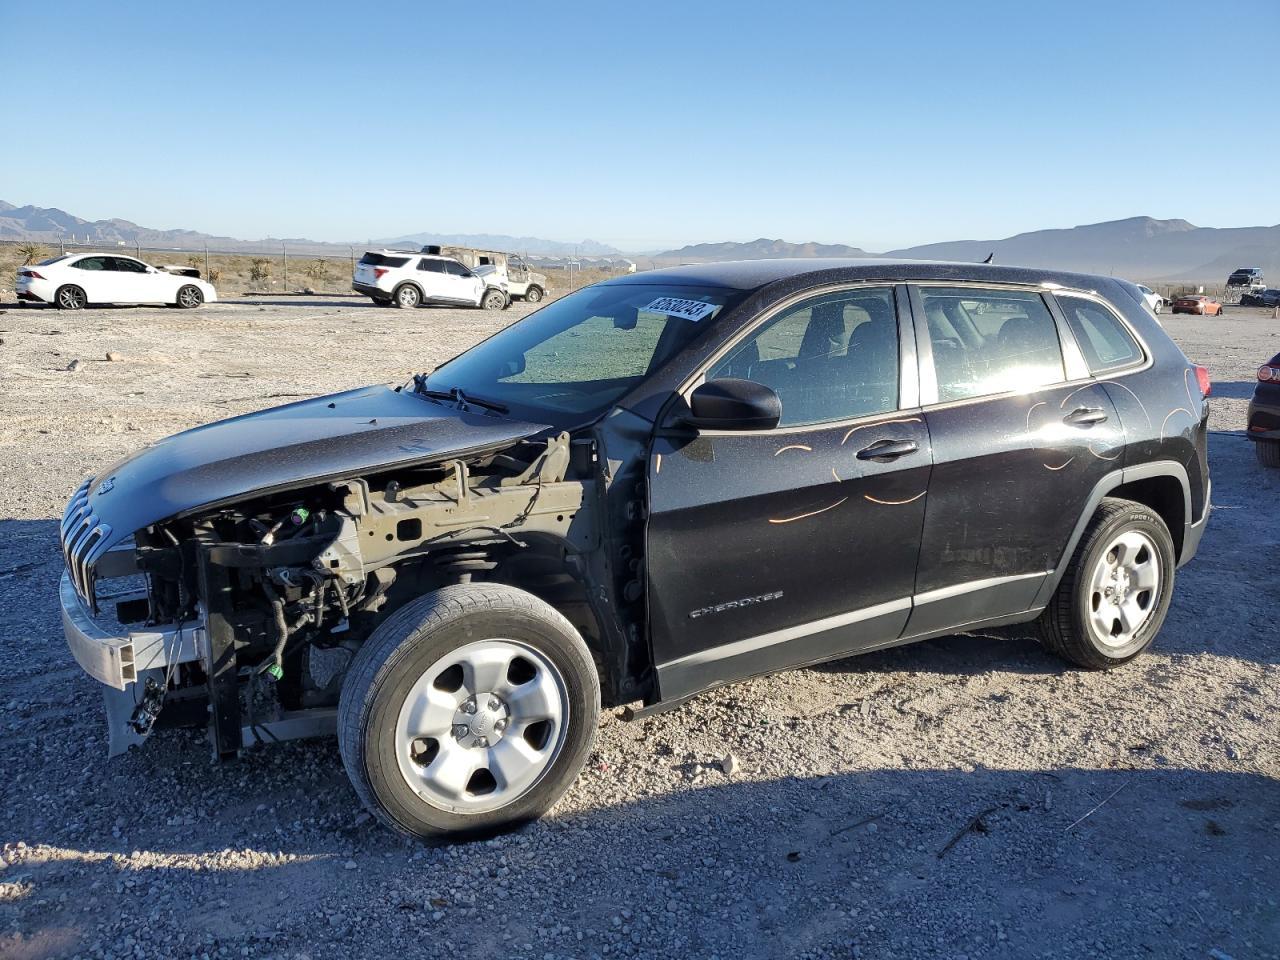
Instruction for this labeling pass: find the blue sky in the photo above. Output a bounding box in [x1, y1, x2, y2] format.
[1, 0, 1275, 251]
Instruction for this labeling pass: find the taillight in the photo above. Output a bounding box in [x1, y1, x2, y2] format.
[1194, 364, 1211, 397]
[374, 267, 389, 280]
[1259, 365, 1280, 383]
[19, 269, 44, 280]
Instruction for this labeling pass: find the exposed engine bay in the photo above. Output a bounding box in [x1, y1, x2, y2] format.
[86, 429, 645, 757]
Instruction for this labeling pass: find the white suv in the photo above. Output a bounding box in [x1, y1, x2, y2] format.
[352, 251, 510, 310]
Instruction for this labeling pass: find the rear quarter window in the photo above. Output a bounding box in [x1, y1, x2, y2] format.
[1056, 295, 1143, 373]
[359, 253, 410, 268]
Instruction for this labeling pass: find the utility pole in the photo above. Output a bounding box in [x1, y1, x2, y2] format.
[282, 242, 288, 289]
[204, 243, 210, 277]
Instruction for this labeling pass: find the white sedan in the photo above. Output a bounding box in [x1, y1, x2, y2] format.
[16, 253, 218, 310]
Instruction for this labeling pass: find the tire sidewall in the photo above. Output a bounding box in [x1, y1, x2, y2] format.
[344, 590, 599, 839]
[56, 285, 85, 310]
[1072, 507, 1175, 662]
[526, 286, 543, 303]
[482, 289, 505, 310]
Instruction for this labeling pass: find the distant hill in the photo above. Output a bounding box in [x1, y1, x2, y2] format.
[377, 232, 621, 257]
[886, 217, 1280, 283]
[650, 218, 1280, 283]
[653, 238, 872, 263]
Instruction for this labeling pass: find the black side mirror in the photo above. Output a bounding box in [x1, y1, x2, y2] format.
[683, 378, 781, 431]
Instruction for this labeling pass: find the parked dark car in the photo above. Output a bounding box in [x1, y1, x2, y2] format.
[58, 260, 1211, 838]
[1227, 268, 1264, 289]
[1240, 288, 1280, 308]
[1249, 353, 1280, 467]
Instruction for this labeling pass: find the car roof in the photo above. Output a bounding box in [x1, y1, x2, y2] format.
[598, 258, 1130, 294]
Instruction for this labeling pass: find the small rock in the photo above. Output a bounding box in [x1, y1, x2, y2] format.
[720, 752, 740, 776]
[66, 359, 84, 372]
[343, 860, 357, 870]
[106, 351, 124, 362]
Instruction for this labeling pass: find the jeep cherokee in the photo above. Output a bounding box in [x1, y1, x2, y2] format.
[58, 259, 1211, 838]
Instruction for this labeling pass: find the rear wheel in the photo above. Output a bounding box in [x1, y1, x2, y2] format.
[175, 285, 203, 309]
[55, 285, 87, 310]
[393, 284, 421, 309]
[338, 583, 600, 839]
[1037, 498, 1175, 669]
[1256, 439, 1280, 468]
[524, 285, 544, 304]
[482, 289, 507, 311]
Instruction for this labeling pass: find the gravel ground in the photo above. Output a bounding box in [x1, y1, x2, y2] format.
[0, 295, 1277, 960]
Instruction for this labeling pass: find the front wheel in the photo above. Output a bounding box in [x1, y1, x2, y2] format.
[524, 285, 544, 304]
[175, 285, 204, 309]
[338, 584, 600, 839]
[481, 289, 507, 311]
[1037, 498, 1175, 669]
[1256, 439, 1280, 468]
[55, 285, 87, 310]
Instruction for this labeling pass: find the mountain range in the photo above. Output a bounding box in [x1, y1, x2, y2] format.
[653, 218, 1280, 283]
[375, 231, 620, 257]
[3, 201, 1276, 282]
[0, 201, 622, 259]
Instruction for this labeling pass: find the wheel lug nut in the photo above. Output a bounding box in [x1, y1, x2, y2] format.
[488, 698, 500, 711]
[452, 724, 469, 738]
[476, 737, 489, 748]
[462, 700, 476, 714]
[495, 719, 508, 732]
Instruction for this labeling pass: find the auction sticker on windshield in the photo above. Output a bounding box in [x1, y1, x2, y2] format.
[642, 297, 719, 322]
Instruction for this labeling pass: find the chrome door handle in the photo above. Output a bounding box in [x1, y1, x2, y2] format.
[856, 438, 919, 461]
[1064, 407, 1108, 427]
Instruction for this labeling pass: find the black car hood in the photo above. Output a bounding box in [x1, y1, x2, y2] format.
[83, 384, 549, 547]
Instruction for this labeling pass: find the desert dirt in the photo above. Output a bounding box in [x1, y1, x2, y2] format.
[0, 294, 1277, 960]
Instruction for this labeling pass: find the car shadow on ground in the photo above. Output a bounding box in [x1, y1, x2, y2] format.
[6, 761, 1276, 958]
[1210, 380, 1261, 401]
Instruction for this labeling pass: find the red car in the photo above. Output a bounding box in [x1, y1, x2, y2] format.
[1171, 295, 1224, 316]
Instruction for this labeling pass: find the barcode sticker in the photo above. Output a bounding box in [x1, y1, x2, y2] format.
[641, 297, 718, 322]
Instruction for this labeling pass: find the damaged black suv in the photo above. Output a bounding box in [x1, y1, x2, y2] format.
[59, 260, 1210, 838]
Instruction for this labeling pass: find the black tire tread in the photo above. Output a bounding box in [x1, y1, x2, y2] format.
[1037, 497, 1172, 670]
[338, 583, 599, 839]
[1256, 439, 1280, 468]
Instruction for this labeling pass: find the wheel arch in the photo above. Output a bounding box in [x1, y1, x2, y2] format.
[393, 280, 425, 300]
[1033, 460, 1193, 609]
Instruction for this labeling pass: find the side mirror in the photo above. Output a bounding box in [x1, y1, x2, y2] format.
[683, 378, 781, 431]
[499, 355, 526, 378]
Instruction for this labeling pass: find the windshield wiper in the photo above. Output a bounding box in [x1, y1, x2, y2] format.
[412, 376, 509, 414]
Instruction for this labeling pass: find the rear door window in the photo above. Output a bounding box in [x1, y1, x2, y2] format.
[918, 287, 1065, 402]
[418, 259, 446, 273]
[74, 257, 107, 271]
[1056, 295, 1143, 373]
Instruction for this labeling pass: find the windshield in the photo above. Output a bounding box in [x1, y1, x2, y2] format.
[423, 283, 745, 426]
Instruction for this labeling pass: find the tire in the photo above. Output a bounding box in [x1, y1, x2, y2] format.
[525, 285, 544, 304]
[481, 289, 507, 311]
[338, 583, 600, 839]
[1256, 439, 1280, 468]
[393, 284, 421, 309]
[1037, 498, 1176, 669]
[54, 285, 86, 310]
[175, 285, 203, 309]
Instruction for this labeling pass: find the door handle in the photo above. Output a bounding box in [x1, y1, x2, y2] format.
[1064, 407, 1108, 427]
[856, 438, 919, 461]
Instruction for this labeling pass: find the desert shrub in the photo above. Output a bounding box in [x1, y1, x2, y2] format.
[17, 242, 46, 265]
[206, 267, 222, 284]
[304, 258, 329, 283]
[249, 258, 272, 284]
